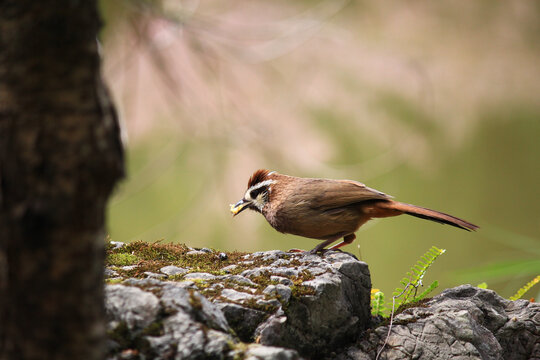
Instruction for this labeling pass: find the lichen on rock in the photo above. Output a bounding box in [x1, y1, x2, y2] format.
[104, 242, 539, 360]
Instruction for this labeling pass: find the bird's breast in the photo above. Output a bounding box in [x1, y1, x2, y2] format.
[262, 195, 364, 240]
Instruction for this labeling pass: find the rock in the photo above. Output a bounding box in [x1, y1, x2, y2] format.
[144, 271, 166, 279]
[243, 344, 300, 360]
[257, 299, 282, 309]
[105, 285, 160, 331]
[271, 267, 299, 277]
[222, 264, 238, 273]
[241, 266, 274, 278]
[160, 284, 230, 333]
[186, 250, 208, 256]
[109, 241, 125, 249]
[263, 285, 292, 304]
[222, 274, 258, 287]
[104, 246, 540, 360]
[105, 268, 119, 278]
[120, 265, 138, 271]
[271, 276, 294, 286]
[184, 272, 218, 280]
[160, 265, 188, 276]
[255, 251, 371, 358]
[251, 250, 289, 261]
[216, 302, 269, 342]
[105, 282, 237, 360]
[122, 277, 165, 291]
[221, 288, 261, 303]
[157, 311, 232, 359]
[336, 285, 540, 360]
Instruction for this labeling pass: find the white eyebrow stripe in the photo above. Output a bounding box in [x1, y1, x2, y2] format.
[247, 179, 276, 193]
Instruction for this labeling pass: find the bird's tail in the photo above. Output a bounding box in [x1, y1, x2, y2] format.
[380, 201, 479, 231]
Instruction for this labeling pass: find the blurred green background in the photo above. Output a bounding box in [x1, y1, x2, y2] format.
[100, 0, 540, 300]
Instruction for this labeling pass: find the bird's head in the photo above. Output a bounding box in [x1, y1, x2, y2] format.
[230, 169, 276, 216]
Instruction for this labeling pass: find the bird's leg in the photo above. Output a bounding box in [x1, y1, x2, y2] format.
[308, 235, 343, 254]
[327, 234, 356, 251]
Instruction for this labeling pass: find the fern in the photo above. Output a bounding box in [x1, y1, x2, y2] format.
[371, 289, 388, 316]
[412, 280, 439, 302]
[509, 275, 540, 301]
[370, 246, 445, 317]
[393, 246, 446, 309]
[476, 282, 488, 289]
[374, 247, 445, 360]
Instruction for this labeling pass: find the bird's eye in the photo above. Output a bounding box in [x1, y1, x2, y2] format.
[250, 186, 265, 199]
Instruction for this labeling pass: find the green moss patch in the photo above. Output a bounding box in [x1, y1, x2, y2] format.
[106, 241, 318, 314]
[106, 240, 254, 278]
[108, 253, 139, 266]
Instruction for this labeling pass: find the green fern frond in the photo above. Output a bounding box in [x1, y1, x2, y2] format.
[393, 246, 446, 309]
[412, 280, 439, 302]
[476, 282, 488, 289]
[371, 289, 388, 316]
[372, 246, 446, 317]
[509, 275, 540, 301]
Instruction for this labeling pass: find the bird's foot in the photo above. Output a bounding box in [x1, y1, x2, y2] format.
[307, 248, 330, 255]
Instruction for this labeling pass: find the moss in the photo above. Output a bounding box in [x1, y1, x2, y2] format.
[290, 284, 316, 298]
[141, 321, 164, 337]
[243, 297, 279, 313]
[107, 321, 132, 352]
[107, 253, 139, 266]
[394, 297, 431, 315]
[200, 285, 223, 300]
[375, 297, 432, 327]
[231, 342, 250, 360]
[248, 272, 277, 291]
[105, 278, 124, 285]
[105, 240, 318, 314]
[188, 290, 203, 311]
[106, 240, 259, 279]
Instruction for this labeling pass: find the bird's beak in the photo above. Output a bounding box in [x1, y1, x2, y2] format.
[230, 199, 251, 216]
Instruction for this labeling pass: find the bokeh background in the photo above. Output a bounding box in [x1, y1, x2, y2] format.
[100, 0, 540, 300]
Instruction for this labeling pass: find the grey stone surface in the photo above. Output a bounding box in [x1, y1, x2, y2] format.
[120, 265, 138, 271]
[144, 271, 167, 279]
[336, 285, 540, 360]
[186, 250, 209, 256]
[263, 284, 292, 304]
[255, 251, 371, 358]
[222, 264, 238, 273]
[216, 302, 269, 342]
[109, 241, 125, 249]
[160, 265, 188, 276]
[105, 284, 160, 331]
[160, 284, 230, 333]
[104, 268, 119, 278]
[221, 288, 261, 303]
[105, 249, 540, 360]
[271, 276, 294, 286]
[243, 345, 300, 360]
[222, 274, 258, 286]
[183, 272, 218, 280]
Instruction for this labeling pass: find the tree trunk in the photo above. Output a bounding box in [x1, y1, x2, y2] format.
[0, 1, 124, 359]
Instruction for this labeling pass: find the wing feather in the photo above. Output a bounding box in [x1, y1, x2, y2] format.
[305, 179, 391, 210]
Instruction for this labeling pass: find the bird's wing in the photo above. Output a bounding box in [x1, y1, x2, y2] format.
[306, 179, 391, 211]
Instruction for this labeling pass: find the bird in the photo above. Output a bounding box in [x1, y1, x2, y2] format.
[230, 169, 478, 253]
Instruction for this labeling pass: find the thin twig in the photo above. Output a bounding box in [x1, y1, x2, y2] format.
[375, 282, 411, 360]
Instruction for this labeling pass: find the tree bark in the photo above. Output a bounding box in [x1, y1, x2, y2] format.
[0, 1, 124, 359]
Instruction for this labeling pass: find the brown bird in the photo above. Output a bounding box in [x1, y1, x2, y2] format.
[230, 169, 478, 253]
